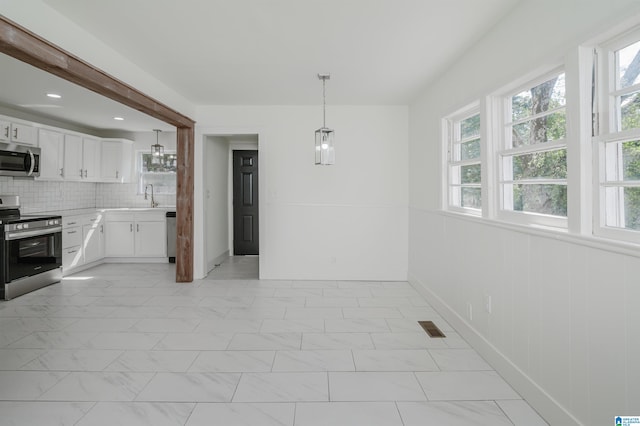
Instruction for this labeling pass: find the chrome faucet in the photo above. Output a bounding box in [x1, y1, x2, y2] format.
[144, 184, 158, 208]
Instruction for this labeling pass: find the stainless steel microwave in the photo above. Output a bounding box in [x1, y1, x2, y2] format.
[0, 142, 40, 177]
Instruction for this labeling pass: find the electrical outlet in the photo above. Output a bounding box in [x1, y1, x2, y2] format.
[467, 302, 473, 321]
[485, 295, 492, 314]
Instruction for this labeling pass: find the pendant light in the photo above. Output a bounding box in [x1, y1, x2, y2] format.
[315, 73, 335, 165]
[151, 129, 164, 164]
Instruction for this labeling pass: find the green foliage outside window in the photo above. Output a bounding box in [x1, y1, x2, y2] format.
[509, 75, 568, 216]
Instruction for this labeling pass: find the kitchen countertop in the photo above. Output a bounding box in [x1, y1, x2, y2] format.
[31, 207, 177, 217]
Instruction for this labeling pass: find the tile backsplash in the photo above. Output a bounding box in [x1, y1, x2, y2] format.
[0, 177, 96, 213]
[0, 178, 175, 213]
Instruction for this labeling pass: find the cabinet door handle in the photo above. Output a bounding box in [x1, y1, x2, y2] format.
[67, 222, 77, 225]
[100, 225, 103, 233]
[84, 169, 88, 178]
[13, 127, 18, 139]
[3, 126, 8, 138]
[115, 170, 119, 179]
[67, 249, 78, 254]
[137, 224, 140, 232]
[130, 224, 133, 232]
[67, 230, 77, 234]
[79, 169, 83, 178]
[60, 167, 64, 177]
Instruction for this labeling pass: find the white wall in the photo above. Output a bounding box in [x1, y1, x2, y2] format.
[204, 136, 230, 271]
[195, 105, 408, 281]
[408, 1, 640, 425]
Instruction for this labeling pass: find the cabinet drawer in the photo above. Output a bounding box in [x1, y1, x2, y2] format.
[85, 213, 104, 225]
[63, 227, 82, 248]
[62, 245, 82, 271]
[63, 217, 82, 228]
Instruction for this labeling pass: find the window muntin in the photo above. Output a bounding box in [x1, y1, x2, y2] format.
[500, 72, 568, 224]
[447, 109, 482, 212]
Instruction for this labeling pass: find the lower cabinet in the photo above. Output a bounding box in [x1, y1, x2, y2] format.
[105, 210, 167, 258]
[62, 212, 105, 274]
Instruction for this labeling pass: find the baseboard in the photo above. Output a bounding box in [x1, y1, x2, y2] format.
[207, 250, 229, 274]
[408, 273, 582, 426]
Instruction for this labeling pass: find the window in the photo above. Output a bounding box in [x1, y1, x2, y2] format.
[446, 107, 482, 213]
[138, 151, 177, 195]
[595, 33, 640, 242]
[499, 71, 568, 226]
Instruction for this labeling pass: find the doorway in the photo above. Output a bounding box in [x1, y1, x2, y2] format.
[203, 135, 259, 276]
[232, 150, 259, 255]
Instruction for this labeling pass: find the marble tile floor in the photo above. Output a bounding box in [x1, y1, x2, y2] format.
[0, 259, 548, 425]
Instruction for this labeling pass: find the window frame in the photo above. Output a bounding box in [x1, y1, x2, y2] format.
[443, 103, 482, 215]
[594, 28, 640, 244]
[495, 67, 569, 228]
[137, 150, 178, 195]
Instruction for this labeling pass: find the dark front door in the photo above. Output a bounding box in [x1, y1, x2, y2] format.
[233, 150, 259, 255]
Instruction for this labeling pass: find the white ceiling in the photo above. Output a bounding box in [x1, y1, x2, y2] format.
[41, 0, 521, 106]
[0, 54, 174, 133]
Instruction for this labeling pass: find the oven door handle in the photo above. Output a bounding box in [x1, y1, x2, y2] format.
[5, 226, 62, 241]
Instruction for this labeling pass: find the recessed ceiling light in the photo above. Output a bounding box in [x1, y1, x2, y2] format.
[46, 93, 62, 99]
[113, 116, 124, 121]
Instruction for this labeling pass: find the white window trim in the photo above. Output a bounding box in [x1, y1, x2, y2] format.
[493, 66, 569, 229]
[593, 28, 640, 244]
[442, 102, 482, 215]
[137, 150, 177, 195]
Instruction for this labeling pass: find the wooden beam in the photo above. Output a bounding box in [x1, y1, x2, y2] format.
[176, 126, 194, 282]
[0, 14, 195, 282]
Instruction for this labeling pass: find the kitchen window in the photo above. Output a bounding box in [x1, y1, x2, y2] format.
[498, 70, 568, 227]
[138, 151, 177, 195]
[445, 105, 482, 214]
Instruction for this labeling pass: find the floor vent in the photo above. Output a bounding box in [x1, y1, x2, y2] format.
[418, 321, 446, 338]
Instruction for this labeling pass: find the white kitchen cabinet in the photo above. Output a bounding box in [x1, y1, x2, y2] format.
[62, 212, 105, 274]
[83, 220, 104, 263]
[63, 134, 101, 181]
[82, 137, 101, 180]
[101, 138, 133, 182]
[105, 220, 135, 256]
[0, 119, 35, 145]
[62, 216, 83, 272]
[37, 128, 65, 180]
[135, 221, 167, 257]
[63, 134, 83, 180]
[105, 210, 166, 258]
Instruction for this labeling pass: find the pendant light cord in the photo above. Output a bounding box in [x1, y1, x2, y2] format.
[322, 77, 326, 128]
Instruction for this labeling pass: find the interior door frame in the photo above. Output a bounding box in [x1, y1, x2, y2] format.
[0, 15, 195, 282]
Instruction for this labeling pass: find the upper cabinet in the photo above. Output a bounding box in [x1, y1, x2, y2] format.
[82, 137, 101, 180]
[3, 113, 136, 184]
[0, 119, 36, 145]
[63, 134, 83, 180]
[37, 128, 65, 180]
[62, 134, 102, 182]
[101, 139, 133, 183]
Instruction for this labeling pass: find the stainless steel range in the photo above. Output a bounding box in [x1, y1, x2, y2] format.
[0, 195, 62, 300]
